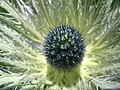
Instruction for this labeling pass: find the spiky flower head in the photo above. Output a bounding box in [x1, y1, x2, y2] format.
[0, 0, 120, 90]
[44, 25, 85, 71]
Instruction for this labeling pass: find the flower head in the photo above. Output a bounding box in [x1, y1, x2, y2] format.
[44, 25, 85, 71]
[0, 0, 120, 90]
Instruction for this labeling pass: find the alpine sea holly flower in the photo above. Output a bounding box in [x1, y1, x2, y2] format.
[0, 0, 120, 90]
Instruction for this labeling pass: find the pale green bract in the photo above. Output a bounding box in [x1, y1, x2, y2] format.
[0, 0, 120, 90]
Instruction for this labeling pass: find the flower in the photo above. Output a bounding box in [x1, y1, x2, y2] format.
[0, 0, 120, 90]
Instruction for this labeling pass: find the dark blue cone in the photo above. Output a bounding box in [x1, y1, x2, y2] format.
[44, 25, 85, 71]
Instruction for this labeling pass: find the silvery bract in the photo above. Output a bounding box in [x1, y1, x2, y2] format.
[0, 0, 120, 90]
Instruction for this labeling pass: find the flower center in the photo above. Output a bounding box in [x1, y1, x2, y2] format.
[44, 25, 85, 71]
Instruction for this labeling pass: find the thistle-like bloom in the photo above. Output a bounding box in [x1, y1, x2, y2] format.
[0, 0, 120, 90]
